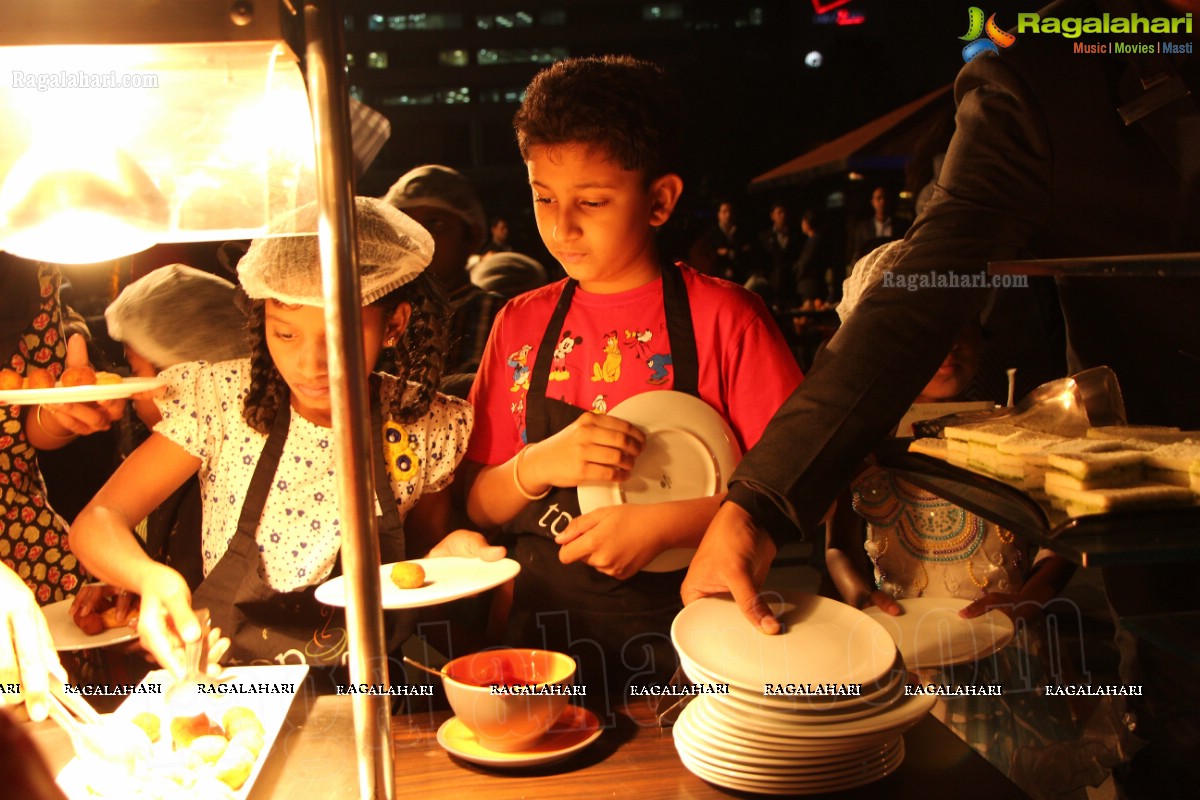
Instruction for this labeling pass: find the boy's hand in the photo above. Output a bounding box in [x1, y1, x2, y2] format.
[522, 412, 644, 491]
[555, 505, 665, 579]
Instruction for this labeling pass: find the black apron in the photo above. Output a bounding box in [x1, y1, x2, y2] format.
[503, 264, 700, 693]
[192, 401, 408, 667]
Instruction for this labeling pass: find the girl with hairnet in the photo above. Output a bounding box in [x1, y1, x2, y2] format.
[70, 198, 503, 678]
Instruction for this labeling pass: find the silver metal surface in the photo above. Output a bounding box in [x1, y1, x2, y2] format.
[0, 0, 289, 47]
[303, 1, 395, 798]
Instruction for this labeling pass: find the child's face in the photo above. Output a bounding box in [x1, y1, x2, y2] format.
[916, 322, 983, 403]
[264, 300, 407, 426]
[526, 142, 681, 293]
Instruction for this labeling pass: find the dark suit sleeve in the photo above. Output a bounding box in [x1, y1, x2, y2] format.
[728, 54, 1054, 542]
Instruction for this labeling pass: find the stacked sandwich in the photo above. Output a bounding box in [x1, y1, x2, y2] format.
[910, 424, 1200, 518]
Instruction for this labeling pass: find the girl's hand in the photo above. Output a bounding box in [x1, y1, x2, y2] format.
[826, 547, 900, 616]
[521, 412, 644, 491]
[134, 564, 199, 679]
[427, 530, 507, 562]
[960, 592, 1039, 621]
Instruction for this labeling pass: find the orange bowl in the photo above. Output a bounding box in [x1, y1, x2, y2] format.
[441, 649, 576, 753]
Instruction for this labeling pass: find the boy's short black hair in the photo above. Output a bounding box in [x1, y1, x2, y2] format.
[514, 55, 683, 183]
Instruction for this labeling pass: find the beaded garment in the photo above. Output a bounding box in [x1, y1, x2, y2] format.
[852, 466, 1027, 600]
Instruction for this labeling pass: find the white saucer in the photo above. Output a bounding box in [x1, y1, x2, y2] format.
[678, 741, 903, 794]
[862, 597, 1016, 669]
[436, 705, 601, 768]
[315, 556, 519, 609]
[577, 391, 740, 572]
[0, 376, 163, 405]
[43, 596, 138, 651]
[672, 591, 898, 691]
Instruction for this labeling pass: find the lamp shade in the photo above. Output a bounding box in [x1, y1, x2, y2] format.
[0, 40, 316, 263]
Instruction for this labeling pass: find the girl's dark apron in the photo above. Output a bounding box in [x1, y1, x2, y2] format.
[192, 401, 409, 668]
[502, 263, 699, 691]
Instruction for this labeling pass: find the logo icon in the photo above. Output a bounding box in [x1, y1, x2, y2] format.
[959, 7, 1017, 62]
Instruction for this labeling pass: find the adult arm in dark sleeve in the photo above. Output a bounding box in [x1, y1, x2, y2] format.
[682, 54, 1055, 630]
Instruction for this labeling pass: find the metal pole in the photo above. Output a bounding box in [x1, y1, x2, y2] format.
[303, 2, 395, 798]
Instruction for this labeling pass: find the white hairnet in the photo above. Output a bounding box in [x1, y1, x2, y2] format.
[105, 264, 247, 369]
[382, 165, 487, 251]
[470, 251, 547, 298]
[237, 197, 433, 307]
[837, 240, 905, 324]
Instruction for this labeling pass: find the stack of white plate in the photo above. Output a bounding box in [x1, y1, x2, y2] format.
[670, 591, 937, 795]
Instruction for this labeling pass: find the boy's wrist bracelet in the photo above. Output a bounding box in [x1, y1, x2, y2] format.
[36, 405, 77, 440]
[513, 444, 551, 501]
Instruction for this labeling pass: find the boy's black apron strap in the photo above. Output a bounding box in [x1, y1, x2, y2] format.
[524, 279, 578, 444]
[661, 262, 698, 396]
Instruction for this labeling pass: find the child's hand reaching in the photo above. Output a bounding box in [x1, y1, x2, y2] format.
[826, 546, 901, 616]
[428, 530, 507, 562]
[521, 411, 644, 492]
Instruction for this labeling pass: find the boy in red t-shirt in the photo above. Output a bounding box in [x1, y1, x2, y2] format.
[464, 56, 801, 690]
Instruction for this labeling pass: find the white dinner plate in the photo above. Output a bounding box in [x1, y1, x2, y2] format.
[678, 649, 906, 715]
[677, 742, 904, 794]
[862, 597, 1016, 669]
[577, 391, 740, 572]
[43, 596, 138, 652]
[0, 376, 164, 405]
[314, 556, 520, 609]
[437, 705, 601, 768]
[703, 689, 935, 740]
[674, 699, 900, 768]
[56, 665, 308, 800]
[671, 591, 898, 691]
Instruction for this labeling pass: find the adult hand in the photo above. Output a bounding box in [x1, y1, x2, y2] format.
[428, 530, 507, 562]
[521, 412, 644, 491]
[0, 564, 65, 722]
[556, 504, 664, 580]
[681, 502, 780, 634]
[134, 564, 199, 680]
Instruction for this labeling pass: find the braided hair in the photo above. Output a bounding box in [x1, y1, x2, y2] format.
[237, 274, 449, 434]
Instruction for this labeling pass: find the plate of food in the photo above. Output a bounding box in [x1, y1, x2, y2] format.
[55, 664, 309, 800]
[576, 391, 741, 572]
[314, 556, 520, 610]
[0, 365, 163, 405]
[862, 597, 1016, 669]
[43, 592, 140, 651]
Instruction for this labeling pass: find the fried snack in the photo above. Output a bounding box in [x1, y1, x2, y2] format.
[95, 371, 123, 385]
[100, 598, 140, 629]
[60, 365, 97, 387]
[171, 712, 221, 751]
[390, 561, 425, 590]
[190, 776, 238, 800]
[185, 734, 229, 769]
[222, 707, 264, 740]
[213, 742, 256, 790]
[131, 711, 162, 743]
[228, 729, 264, 758]
[24, 367, 54, 389]
[74, 611, 105, 636]
[0, 369, 21, 390]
